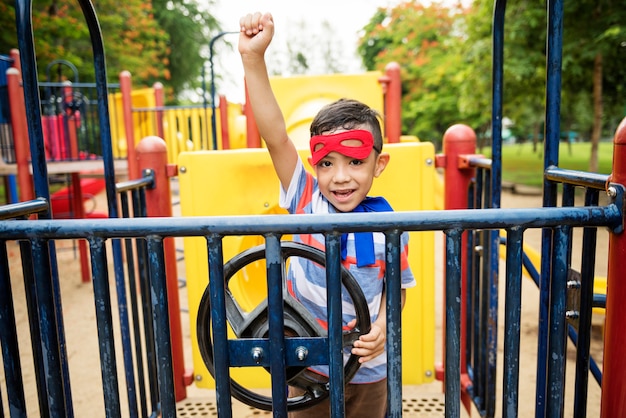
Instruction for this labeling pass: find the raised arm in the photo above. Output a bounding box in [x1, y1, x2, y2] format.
[239, 12, 299, 190]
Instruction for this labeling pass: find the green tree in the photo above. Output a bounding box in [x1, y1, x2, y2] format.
[0, 0, 222, 102]
[151, 0, 220, 101]
[562, 0, 626, 171]
[464, 0, 548, 151]
[358, 0, 626, 162]
[357, 2, 468, 148]
[1, 0, 169, 86]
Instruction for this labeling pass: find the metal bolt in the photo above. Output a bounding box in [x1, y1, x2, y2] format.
[195, 374, 203, 381]
[607, 186, 617, 198]
[295, 346, 308, 361]
[179, 166, 187, 173]
[264, 202, 270, 208]
[425, 158, 433, 166]
[252, 347, 264, 364]
[566, 280, 581, 290]
[425, 370, 433, 378]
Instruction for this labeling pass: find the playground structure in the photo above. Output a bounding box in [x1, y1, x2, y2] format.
[0, 0, 625, 417]
[1, 48, 411, 284]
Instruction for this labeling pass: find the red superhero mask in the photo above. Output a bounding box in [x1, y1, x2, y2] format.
[309, 129, 375, 165]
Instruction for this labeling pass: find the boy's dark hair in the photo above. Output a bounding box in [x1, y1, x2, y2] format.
[310, 98, 384, 153]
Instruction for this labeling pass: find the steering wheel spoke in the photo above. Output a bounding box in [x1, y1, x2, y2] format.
[196, 241, 371, 411]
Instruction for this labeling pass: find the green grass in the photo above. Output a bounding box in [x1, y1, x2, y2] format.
[483, 141, 614, 188]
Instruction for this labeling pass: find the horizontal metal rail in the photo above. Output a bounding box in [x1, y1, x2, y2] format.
[115, 173, 154, 193]
[0, 198, 49, 219]
[467, 156, 493, 170]
[0, 205, 620, 239]
[0, 196, 621, 417]
[545, 166, 610, 190]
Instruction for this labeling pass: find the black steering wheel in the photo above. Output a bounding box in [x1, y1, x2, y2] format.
[196, 241, 371, 411]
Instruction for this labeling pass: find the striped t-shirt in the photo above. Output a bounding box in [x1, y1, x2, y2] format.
[279, 158, 416, 384]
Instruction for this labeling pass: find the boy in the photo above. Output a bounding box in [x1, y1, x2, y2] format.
[239, 12, 416, 417]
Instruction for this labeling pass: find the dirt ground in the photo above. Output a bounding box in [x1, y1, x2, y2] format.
[2, 188, 608, 416]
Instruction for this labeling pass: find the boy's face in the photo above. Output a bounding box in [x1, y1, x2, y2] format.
[310, 128, 389, 212]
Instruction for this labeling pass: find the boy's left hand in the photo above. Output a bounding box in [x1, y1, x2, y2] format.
[347, 319, 386, 363]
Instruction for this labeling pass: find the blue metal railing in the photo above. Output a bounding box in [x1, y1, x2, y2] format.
[7, 0, 624, 416]
[0, 201, 623, 416]
[464, 151, 616, 418]
[0, 170, 160, 417]
[114, 172, 158, 417]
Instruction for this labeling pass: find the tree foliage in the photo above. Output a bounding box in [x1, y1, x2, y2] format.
[357, 2, 469, 147]
[357, 0, 626, 157]
[151, 0, 220, 100]
[0, 0, 221, 102]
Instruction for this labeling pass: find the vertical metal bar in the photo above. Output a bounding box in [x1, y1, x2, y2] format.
[146, 237, 176, 417]
[478, 229, 489, 412]
[137, 235, 158, 410]
[124, 190, 149, 417]
[473, 169, 484, 406]
[207, 234, 232, 418]
[14, 0, 51, 210]
[14, 5, 75, 410]
[466, 228, 474, 377]
[536, 226, 552, 418]
[461, 177, 482, 397]
[475, 169, 484, 210]
[471, 230, 481, 387]
[445, 229, 462, 418]
[561, 184, 575, 265]
[573, 189, 599, 418]
[325, 233, 346, 418]
[75, 0, 118, 218]
[483, 157, 499, 414]
[30, 238, 67, 417]
[491, 0, 506, 211]
[466, 181, 475, 385]
[49, 243, 73, 418]
[72, 2, 137, 408]
[88, 237, 122, 417]
[0, 240, 27, 415]
[544, 0, 564, 175]
[112, 234, 138, 418]
[266, 234, 289, 416]
[487, 227, 499, 418]
[100, 188, 138, 417]
[18, 240, 49, 416]
[546, 226, 570, 417]
[537, 2, 564, 416]
[385, 231, 403, 418]
[502, 227, 523, 418]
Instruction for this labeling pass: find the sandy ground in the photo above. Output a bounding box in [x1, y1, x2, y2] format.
[1, 187, 608, 416]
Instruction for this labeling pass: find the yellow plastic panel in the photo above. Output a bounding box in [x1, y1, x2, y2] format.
[269, 72, 385, 149]
[179, 142, 436, 389]
[108, 87, 155, 158]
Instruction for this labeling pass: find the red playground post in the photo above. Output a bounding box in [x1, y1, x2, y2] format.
[6, 63, 34, 203]
[136, 136, 187, 401]
[382, 62, 402, 144]
[120, 71, 139, 179]
[601, 116, 626, 416]
[435, 124, 480, 413]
